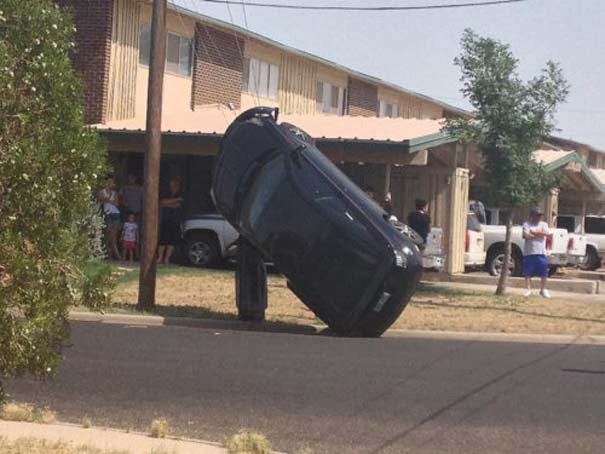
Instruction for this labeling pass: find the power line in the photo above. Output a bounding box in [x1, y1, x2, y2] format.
[241, 0, 250, 28]
[193, 0, 528, 11]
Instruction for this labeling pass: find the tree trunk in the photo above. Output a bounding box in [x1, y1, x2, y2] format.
[496, 209, 513, 295]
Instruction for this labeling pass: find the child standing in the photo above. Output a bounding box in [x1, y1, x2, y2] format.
[121, 213, 139, 262]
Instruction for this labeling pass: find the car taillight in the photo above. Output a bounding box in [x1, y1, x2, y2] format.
[568, 237, 575, 251]
[546, 234, 553, 250]
[465, 230, 470, 252]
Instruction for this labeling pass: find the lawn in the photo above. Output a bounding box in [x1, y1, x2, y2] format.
[96, 263, 605, 336]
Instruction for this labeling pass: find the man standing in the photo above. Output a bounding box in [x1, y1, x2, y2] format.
[522, 207, 551, 298]
[407, 199, 431, 244]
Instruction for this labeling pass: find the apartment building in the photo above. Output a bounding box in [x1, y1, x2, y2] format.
[62, 0, 465, 125]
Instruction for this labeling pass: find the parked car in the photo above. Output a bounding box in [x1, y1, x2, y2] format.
[482, 224, 572, 276]
[557, 214, 605, 270]
[180, 214, 239, 267]
[212, 107, 423, 337]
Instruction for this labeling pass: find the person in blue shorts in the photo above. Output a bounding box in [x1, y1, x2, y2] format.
[522, 207, 551, 298]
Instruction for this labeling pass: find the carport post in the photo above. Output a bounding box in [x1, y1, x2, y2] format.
[138, 0, 167, 310]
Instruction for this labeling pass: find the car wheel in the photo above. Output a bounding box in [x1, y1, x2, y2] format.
[185, 233, 219, 268]
[487, 246, 522, 277]
[579, 246, 601, 271]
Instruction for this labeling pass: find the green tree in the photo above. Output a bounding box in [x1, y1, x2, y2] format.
[0, 0, 111, 402]
[446, 29, 569, 295]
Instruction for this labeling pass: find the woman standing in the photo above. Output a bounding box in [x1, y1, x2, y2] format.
[158, 177, 184, 265]
[98, 177, 121, 260]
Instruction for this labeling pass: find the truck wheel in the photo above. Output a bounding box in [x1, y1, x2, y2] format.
[185, 232, 219, 268]
[579, 246, 601, 271]
[487, 246, 522, 277]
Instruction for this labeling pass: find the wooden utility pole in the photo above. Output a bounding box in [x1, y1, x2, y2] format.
[137, 0, 167, 310]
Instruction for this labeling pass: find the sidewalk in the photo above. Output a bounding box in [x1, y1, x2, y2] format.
[422, 280, 605, 301]
[0, 420, 226, 454]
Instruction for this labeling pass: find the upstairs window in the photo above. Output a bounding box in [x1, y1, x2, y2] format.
[242, 57, 280, 101]
[316, 81, 346, 115]
[378, 100, 399, 118]
[139, 25, 193, 77]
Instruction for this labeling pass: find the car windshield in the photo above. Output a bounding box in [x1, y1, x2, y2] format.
[467, 213, 482, 232]
[585, 216, 605, 234]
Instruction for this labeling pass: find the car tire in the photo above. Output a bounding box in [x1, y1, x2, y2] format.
[487, 246, 522, 277]
[185, 232, 220, 268]
[579, 246, 601, 271]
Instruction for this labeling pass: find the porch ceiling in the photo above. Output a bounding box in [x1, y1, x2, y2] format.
[96, 106, 455, 165]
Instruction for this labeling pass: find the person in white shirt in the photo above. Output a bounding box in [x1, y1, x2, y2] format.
[522, 207, 551, 298]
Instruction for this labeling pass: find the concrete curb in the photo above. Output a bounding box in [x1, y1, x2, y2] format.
[69, 311, 320, 335]
[384, 329, 605, 345]
[0, 420, 226, 453]
[69, 311, 605, 345]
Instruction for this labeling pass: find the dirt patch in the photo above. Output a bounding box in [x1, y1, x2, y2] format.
[109, 266, 605, 336]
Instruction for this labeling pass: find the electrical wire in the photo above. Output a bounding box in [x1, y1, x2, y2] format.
[193, 0, 528, 11]
[241, 0, 250, 29]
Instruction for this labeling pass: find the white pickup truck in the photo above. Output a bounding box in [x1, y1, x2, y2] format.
[557, 215, 605, 270]
[482, 224, 585, 276]
[180, 214, 239, 267]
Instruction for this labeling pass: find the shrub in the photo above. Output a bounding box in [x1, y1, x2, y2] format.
[0, 0, 112, 402]
[149, 418, 169, 438]
[226, 430, 271, 454]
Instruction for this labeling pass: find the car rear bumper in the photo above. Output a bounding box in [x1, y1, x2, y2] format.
[464, 251, 486, 267]
[548, 253, 568, 266]
[422, 254, 444, 270]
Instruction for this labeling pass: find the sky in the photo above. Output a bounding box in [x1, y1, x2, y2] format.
[173, 0, 605, 149]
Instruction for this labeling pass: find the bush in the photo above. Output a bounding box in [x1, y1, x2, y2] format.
[0, 0, 111, 402]
[149, 418, 169, 438]
[226, 430, 271, 454]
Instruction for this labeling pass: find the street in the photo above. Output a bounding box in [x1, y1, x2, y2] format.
[6, 321, 605, 453]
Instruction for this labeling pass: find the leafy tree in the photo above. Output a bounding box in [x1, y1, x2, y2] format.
[446, 29, 569, 295]
[0, 0, 112, 402]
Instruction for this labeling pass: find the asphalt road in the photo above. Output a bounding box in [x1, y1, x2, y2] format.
[6, 321, 605, 453]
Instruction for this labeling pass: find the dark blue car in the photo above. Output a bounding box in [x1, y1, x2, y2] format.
[212, 107, 423, 337]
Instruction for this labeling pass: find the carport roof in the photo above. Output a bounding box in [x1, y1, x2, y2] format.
[534, 148, 605, 192]
[94, 106, 451, 153]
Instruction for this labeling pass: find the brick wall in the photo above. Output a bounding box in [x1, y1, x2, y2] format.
[192, 24, 244, 108]
[57, 0, 113, 124]
[347, 78, 378, 117]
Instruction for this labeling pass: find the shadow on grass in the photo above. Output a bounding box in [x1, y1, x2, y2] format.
[415, 299, 605, 324]
[415, 282, 483, 298]
[105, 302, 318, 335]
[108, 262, 237, 286]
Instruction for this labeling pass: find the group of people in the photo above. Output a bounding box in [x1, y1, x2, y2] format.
[97, 175, 184, 265]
